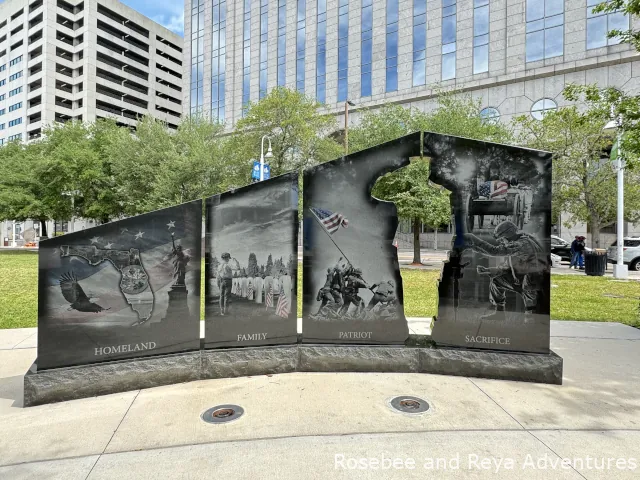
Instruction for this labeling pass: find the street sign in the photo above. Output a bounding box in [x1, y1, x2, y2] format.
[251, 161, 261, 180]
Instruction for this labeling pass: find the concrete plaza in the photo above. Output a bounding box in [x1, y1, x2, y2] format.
[1, 320, 639, 479]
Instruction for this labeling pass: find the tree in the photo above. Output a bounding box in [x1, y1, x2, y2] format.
[348, 94, 513, 263]
[513, 93, 640, 247]
[265, 254, 273, 276]
[247, 253, 259, 277]
[234, 87, 343, 176]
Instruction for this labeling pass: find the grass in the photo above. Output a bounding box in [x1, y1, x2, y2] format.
[2, 252, 638, 329]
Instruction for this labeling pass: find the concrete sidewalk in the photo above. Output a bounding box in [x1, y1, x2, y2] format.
[1, 321, 640, 479]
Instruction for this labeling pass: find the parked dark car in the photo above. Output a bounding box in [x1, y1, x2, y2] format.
[551, 235, 572, 260]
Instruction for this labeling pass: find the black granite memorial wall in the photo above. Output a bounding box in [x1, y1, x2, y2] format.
[37, 200, 202, 369]
[204, 173, 299, 348]
[301, 134, 421, 344]
[425, 133, 552, 354]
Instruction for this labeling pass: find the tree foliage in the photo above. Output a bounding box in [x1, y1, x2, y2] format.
[593, 0, 640, 50]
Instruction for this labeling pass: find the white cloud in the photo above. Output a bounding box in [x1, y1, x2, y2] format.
[157, 11, 185, 35]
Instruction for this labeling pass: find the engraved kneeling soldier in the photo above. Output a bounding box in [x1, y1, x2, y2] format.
[217, 253, 234, 316]
[463, 221, 545, 322]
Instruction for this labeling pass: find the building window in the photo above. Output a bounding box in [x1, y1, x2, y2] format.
[413, 1, 427, 87]
[0, 123, 4, 130]
[0, 139, 4, 145]
[190, 0, 205, 115]
[242, 0, 251, 109]
[587, 0, 628, 49]
[473, 0, 489, 74]
[9, 55, 21, 66]
[277, 0, 286, 87]
[9, 117, 22, 127]
[361, 0, 373, 97]
[8, 102, 21, 112]
[9, 86, 21, 96]
[526, 0, 564, 62]
[386, 0, 399, 92]
[0, 94, 4, 100]
[0, 65, 5, 72]
[296, 0, 306, 92]
[316, 0, 327, 103]
[442, 0, 456, 80]
[8, 133, 21, 141]
[337, 0, 349, 102]
[8, 71, 21, 81]
[0, 80, 4, 87]
[0, 109, 4, 115]
[480, 107, 500, 123]
[259, 0, 268, 98]
[531, 98, 557, 120]
[211, 0, 226, 122]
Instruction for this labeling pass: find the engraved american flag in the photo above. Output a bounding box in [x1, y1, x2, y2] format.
[310, 207, 349, 234]
[478, 180, 508, 199]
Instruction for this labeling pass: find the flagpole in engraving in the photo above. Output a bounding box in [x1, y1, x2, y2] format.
[309, 208, 351, 265]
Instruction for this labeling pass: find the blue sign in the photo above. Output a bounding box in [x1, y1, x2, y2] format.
[263, 164, 271, 180]
[251, 161, 261, 180]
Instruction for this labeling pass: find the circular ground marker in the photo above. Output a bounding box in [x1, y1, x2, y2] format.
[201, 404, 244, 424]
[388, 396, 430, 415]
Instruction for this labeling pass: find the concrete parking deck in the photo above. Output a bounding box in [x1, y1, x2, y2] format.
[1, 320, 639, 479]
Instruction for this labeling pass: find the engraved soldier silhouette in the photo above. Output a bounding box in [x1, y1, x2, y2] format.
[217, 252, 234, 315]
[463, 220, 545, 322]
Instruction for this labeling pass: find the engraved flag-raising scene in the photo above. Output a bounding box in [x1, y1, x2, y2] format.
[36, 200, 202, 370]
[425, 133, 552, 354]
[302, 134, 420, 344]
[204, 173, 298, 348]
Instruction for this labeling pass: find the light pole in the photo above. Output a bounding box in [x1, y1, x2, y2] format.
[62, 190, 80, 234]
[344, 100, 355, 154]
[604, 110, 628, 279]
[11, 221, 16, 247]
[260, 135, 273, 181]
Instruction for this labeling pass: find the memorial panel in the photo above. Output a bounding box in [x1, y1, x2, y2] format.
[37, 200, 202, 370]
[426, 133, 552, 354]
[302, 134, 420, 344]
[204, 173, 298, 348]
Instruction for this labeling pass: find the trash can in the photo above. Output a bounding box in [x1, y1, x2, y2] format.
[584, 249, 607, 276]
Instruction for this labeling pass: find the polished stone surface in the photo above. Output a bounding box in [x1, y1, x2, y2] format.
[426, 133, 552, 354]
[302, 134, 420, 344]
[204, 173, 298, 348]
[37, 201, 202, 369]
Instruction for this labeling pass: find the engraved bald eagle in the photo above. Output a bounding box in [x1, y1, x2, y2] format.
[59, 272, 110, 313]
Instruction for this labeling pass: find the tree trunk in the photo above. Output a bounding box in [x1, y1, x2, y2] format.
[590, 218, 601, 249]
[39, 219, 48, 239]
[412, 217, 422, 265]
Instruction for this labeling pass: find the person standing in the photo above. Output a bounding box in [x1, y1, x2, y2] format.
[570, 236, 580, 269]
[576, 236, 586, 270]
[217, 253, 233, 315]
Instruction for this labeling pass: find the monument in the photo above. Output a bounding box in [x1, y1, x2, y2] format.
[425, 133, 552, 354]
[36, 200, 202, 369]
[204, 173, 299, 348]
[302, 134, 419, 344]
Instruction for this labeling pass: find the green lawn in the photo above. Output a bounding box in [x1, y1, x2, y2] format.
[2, 251, 638, 329]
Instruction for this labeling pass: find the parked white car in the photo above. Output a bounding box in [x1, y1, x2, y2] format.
[607, 237, 640, 271]
[550, 253, 561, 268]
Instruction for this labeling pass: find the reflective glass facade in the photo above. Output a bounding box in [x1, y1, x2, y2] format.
[413, 0, 427, 87]
[259, 0, 268, 98]
[211, 0, 226, 122]
[337, 0, 349, 102]
[361, 0, 373, 97]
[296, 0, 306, 92]
[242, 0, 251, 108]
[442, 0, 456, 80]
[386, 0, 398, 92]
[526, 0, 564, 62]
[278, 0, 287, 86]
[473, 0, 489, 74]
[190, 0, 205, 114]
[587, 0, 628, 49]
[316, 0, 327, 102]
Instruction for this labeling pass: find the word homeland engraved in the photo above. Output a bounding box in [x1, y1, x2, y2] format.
[37, 200, 202, 369]
[302, 134, 420, 344]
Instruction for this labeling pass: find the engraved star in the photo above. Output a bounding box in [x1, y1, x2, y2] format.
[105, 242, 114, 249]
[135, 231, 144, 240]
[89, 236, 100, 244]
[167, 220, 175, 229]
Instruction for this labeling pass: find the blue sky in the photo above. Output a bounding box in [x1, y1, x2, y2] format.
[121, 0, 184, 36]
